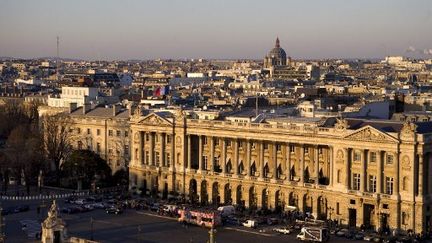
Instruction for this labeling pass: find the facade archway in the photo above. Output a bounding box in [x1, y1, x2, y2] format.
[289, 192, 299, 208]
[317, 196, 328, 220]
[201, 180, 209, 205]
[189, 179, 198, 204]
[303, 194, 313, 215]
[224, 183, 232, 205]
[212, 182, 220, 205]
[262, 188, 269, 209]
[275, 190, 286, 212]
[236, 185, 243, 206]
[249, 186, 257, 209]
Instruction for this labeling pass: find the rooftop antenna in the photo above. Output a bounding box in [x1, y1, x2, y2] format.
[56, 36, 60, 82]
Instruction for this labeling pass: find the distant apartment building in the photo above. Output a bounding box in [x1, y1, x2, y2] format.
[47, 86, 99, 108]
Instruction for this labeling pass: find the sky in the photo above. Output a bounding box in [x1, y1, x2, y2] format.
[1, 0, 432, 60]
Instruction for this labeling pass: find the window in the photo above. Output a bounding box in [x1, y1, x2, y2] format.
[77, 128, 81, 134]
[116, 130, 121, 136]
[276, 144, 282, 152]
[370, 152, 376, 163]
[166, 153, 171, 166]
[203, 156, 208, 170]
[108, 130, 113, 136]
[155, 152, 160, 166]
[386, 154, 394, 164]
[214, 139, 219, 146]
[87, 128, 91, 135]
[354, 152, 361, 161]
[290, 145, 295, 153]
[124, 131, 129, 137]
[146, 134, 149, 141]
[97, 129, 100, 136]
[352, 173, 361, 190]
[304, 147, 309, 154]
[96, 143, 101, 153]
[369, 175, 377, 193]
[336, 203, 340, 215]
[238, 141, 243, 148]
[124, 145, 129, 155]
[383, 204, 389, 209]
[264, 143, 269, 150]
[402, 212, 408, 225]
[386, 177, 394, 195]
[350, 199, 356, 205]
[167, 135, 171, 143]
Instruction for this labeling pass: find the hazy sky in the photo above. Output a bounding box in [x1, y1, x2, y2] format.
[1, 0, 431, 60]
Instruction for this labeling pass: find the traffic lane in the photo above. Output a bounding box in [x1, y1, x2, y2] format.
[65, 210, 350, 243]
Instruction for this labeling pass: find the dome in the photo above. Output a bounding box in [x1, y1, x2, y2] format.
[267, 37, 286, 59]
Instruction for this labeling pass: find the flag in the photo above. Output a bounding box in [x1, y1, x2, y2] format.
[154, 87, 161, 96]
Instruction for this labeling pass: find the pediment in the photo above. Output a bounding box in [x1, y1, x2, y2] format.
[137, 113, 172, 126]
[344, 125, 398, 143]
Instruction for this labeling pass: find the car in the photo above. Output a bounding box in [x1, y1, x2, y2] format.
[273, 227, 291, 235]
[354, 232, 365, 240]
[364, 233, 378, 241]
[267, 218, 279, 225]
[74, 199, 86, 205]
[82, 204, 94, 212]
[91, 202, 106, 209]
[106, 207, 123, 214]
[336, 229, 349, 237]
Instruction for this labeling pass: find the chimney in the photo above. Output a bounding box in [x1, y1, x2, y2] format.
[83, 103, 91, 114]
[112, 104, 119, 116]
[69, 102, 77, 114]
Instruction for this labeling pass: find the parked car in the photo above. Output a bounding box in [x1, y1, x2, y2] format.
[335, 229, 349, 237]
[91, 202, 106, 209]
[273, 227, 291, 235]
[106, 207, 123, 214]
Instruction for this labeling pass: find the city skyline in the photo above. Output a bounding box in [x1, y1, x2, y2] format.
[1, 0, 432, 60]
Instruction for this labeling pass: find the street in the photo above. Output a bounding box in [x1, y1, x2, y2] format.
[1, 199, 351, 243]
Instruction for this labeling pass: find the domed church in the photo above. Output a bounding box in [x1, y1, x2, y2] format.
[264, 37, 287, 68]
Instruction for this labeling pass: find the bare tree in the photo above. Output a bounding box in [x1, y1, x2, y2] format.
[41, 113, 75, 173]
[4, 124, 43, 195]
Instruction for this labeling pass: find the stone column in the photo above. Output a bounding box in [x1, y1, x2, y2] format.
[300, 144, 305, 183]
[418, 154, 423, 196]
[360, 149, 366, 192]
[287, 143, 291, 181]
[210, 136, 215, 172]
[140, 131, 144, 165]
[234, 139, 239, 175]
[198, 135, 203, 171]
[187, 135, 191, 170]
[259, 141, 264, 178]
[345, 148, 350, 189]
[315, 145, 319, 185]
[395, 151, 400, 196]
[377, 150, 383, 194]
[329, 146, 334, 186]
[246, 140, 251, 176]
[150, 132, 155, 166]
[273, 142, 278, 179]
[221, 138, 226, 175]
[160, 133, 165, 167]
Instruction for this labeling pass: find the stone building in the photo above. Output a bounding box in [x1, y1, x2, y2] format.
[129, 110, 432, 233]
[68, 104, 131, 173]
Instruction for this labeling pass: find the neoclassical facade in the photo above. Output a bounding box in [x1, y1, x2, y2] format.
[129, 110, 432, 233]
